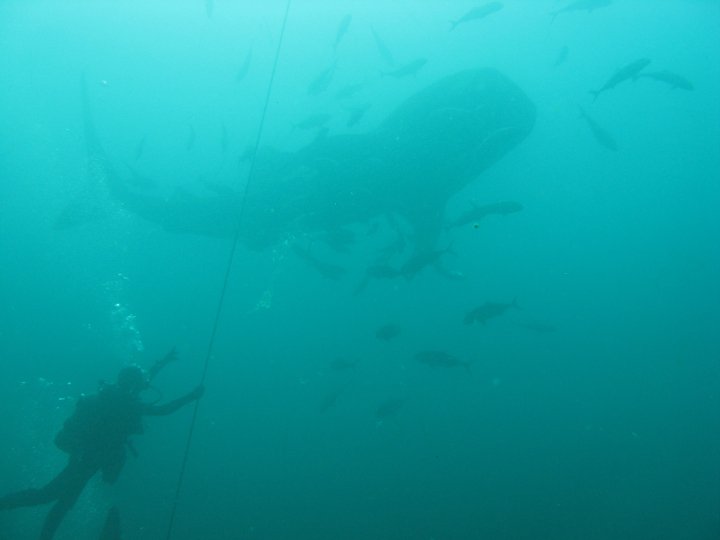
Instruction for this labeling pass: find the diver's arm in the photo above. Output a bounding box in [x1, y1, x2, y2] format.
[142, 385, 204, 416]
[147, 347, 178, 382]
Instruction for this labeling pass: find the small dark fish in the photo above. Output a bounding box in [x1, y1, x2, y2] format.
[345, 103, 370, 128]
[381, 58, 427, 78]
[376, 323, 402, 341]
[353, 264, 400, 295]
[448, 201, 523, 228]
[550, 0, 612, 22]
[205, 0, 214, 19]
[124, 162, 157, 189]
[133, 135, 146, 161]
[371, 26, 395, 67]
[450, 2, 504, 31]
[464, 299, 518, 325]
[330, 357, 359, 371]
[235, 48, 252, 82]
[317, 228, 356, 252]
[400, 245, 453, 279]
[515, 321, 557, 334]
[553, 45, 569, 68]
[99, 507, 122, 540]
[220, 123, 228, 154]
[377, 235, 407, 260]
[293, 113, 332, 130]
[185, 124, 196, 151]
[375, 398, 404, 423]
[335, 82, 364, 100]
[312, 126, 330, 145]
[579, 106, 618, 151]
[367, 264, 401, 279]
[308, 64, 336, 96]
[590, 58, 651, 101]
[334, 14, 352, 51]
[433, 265, 467, 281]
[639, 70, 694, 91]
[414, 350, 471, 371]
[319, 390, 342, 413]
[292, 243, 346, 280]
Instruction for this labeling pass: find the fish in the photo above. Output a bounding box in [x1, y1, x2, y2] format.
[433, 265, 467, 281]
[307, 64, 336, 96]
[293, 112, 332, 130]
[333, 14, 352, 51]
[377, 235, 407, 260]
[375, 398, 404, 423]
[447, 201, 523, 228]
[205, 0, 214, 19]
[345, 103, 370, 128]
[590, 58, 651, 101]
[639, 70, 694, 91]
[464, 299, 518, 325]
[98, 507, 122, 540]
[367, 264, 401, 279]
[329, 357, 359, 371]
[353, 264, 401, 295]
[292, 243, 346, 279]
[400, 245, 454, 279]
[185, 124, 196, 151]
[376, 323, 402, 341]
[450, 2, 504, 31]
[578, 106, 618, 151]
[316, 228, 356, 252]
[235, 48, 252, 82]
[77, 69, 535, 254]
[124, 162, 157, 190]
[133, 136, 146, 162]
[335, 82, 364, 100]
[550, 0, 612, 22]
[319, 390, 342, 413]
[220, 123, 228, 154]
[371, 26, 395, 67]
[381, 58, 427, 78]
[553, 45, 569, 68]
[414, 350, 471, 371]
[515, 321, 557, 334]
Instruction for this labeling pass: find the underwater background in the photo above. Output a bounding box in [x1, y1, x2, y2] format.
[1, 0, 718, 539]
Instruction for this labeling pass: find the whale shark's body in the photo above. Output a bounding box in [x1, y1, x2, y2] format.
[75, 69, 535, 252]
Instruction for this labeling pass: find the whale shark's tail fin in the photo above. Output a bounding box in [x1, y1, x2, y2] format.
[55, 75, 129, 230]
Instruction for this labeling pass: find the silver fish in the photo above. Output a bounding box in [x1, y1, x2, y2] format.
[381, 58, 427, 78]
[579, 106, 618, 151]
[450, 2, 504, 31]
[590, 58, 650, 101]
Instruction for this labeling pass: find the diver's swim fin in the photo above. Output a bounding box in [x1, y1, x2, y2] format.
[99, 507, 122, 540]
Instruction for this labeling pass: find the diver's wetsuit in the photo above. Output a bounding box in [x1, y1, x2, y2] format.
[0, 382, 200, 540]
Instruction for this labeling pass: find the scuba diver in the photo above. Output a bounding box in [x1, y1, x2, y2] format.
[0, 348, 204, 540]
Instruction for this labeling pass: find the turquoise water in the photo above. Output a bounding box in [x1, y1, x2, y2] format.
[1, 1, 718, 539]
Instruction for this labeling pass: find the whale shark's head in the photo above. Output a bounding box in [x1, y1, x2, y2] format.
[378, 68, 536, 193]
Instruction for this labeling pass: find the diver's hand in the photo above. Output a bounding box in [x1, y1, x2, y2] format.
[190, 385, 205, 401]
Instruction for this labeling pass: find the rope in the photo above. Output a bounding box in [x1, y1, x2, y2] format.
[163, 1, 292, 537]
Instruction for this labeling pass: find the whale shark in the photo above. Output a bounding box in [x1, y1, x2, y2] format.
[73, 68, 535, 253]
